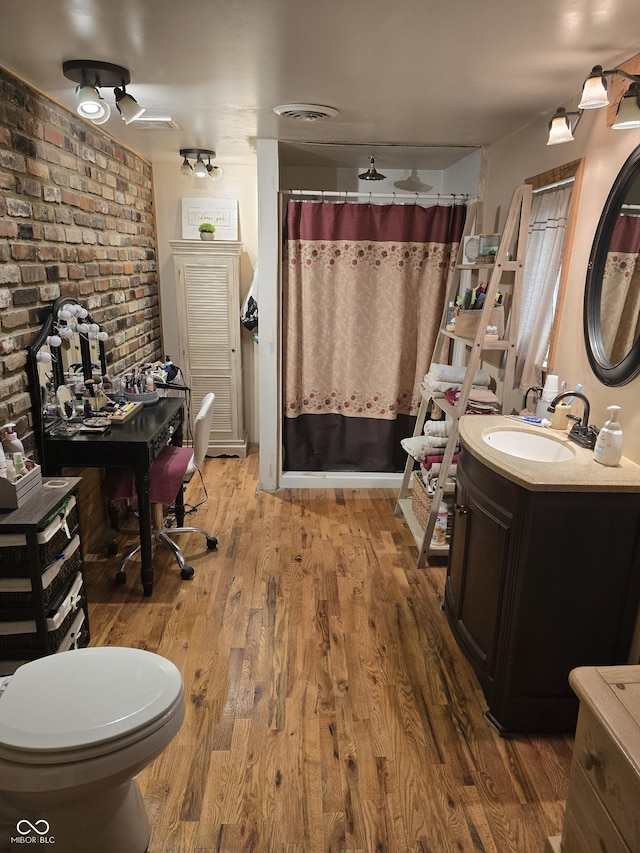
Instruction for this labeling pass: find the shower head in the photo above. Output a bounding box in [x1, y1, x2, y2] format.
[359, 157, 386, 181]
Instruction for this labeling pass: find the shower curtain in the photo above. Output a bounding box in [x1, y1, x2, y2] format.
[283, 199, 466, 472]
[601, 213, 640, 365]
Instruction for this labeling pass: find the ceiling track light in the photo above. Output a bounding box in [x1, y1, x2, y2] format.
[179, 148, 223, 182]
[62, 60, 145, 126]
[548, 63, 640, 144]
[358, 156, 386, 181]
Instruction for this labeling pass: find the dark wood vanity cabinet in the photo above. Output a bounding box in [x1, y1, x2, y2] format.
[445, 449, 640, 734]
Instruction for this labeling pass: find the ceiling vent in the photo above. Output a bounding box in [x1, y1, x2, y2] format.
[273, 103, 339, 121]
[132, 118, 181, 131]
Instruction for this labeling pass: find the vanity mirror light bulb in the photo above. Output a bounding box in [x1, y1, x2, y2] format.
[97, 331, 108, 341]
[36, 351, 52, 364]
[77, 323, 90, 334]
[58, 308, 72, 321]
[46, 334, 62, 347]
[58, 327, 74, 340]
[77, 307, 88, 319]
[89, 323, 99, 333]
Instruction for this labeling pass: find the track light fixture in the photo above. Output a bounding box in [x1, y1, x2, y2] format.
[358, 156, 386, 181]
[547, 62, 640, 144]
[179, 148, 223, 182]
[62, 60, 145, 126]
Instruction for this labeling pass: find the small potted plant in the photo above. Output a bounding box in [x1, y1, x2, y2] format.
[198, 222, 216, 241]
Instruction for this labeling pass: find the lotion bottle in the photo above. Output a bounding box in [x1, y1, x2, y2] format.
[1, 423, 24, 456]
[593, 405, 623, 466]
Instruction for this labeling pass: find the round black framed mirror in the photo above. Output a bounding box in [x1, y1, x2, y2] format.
[584, 144, 640, 386]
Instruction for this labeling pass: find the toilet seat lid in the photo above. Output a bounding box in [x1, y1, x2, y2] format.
[0, 647, 183, 753]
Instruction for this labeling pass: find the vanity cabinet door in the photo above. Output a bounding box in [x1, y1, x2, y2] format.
[446, 467, 512, 683]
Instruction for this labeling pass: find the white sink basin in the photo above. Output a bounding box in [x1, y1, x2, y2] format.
[483, 429, 575, 462]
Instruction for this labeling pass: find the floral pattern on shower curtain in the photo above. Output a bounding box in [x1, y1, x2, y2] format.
[283, 199, 466, 472]
[601, 213, 640, 365]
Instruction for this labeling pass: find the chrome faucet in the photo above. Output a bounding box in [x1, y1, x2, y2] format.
[547, 391, 599, 449]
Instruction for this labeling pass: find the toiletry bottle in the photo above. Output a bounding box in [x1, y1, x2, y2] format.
[1, 423, 24, 456]
[12, 452, 26, 478]
[536, 375, 559, 420]
[0, 444, 6, 479]
[594, 405, 623, 466]
[432, 503, 448, 546]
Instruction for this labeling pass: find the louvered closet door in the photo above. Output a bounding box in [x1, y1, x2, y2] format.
[172, 241, 247, 457]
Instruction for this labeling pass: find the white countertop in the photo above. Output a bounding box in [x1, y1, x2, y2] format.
[459, 415, 640, 492]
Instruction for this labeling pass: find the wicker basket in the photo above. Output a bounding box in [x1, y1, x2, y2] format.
[411, 474, 432, 530]
[0, 537, 82, 610]
[455, 305, 505, 340]
[0, 503, 79, 573]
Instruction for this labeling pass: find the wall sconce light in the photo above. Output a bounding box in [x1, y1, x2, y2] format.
[547, 107, 583, 145]
[179, 148, 223, 182]
[612, 82, 640, 129]
[359, 156, 386, 181]
[62, 60, 145, 126]
[547, 63, 640, 144]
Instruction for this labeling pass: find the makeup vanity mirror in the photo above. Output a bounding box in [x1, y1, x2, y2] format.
[28, 296, 108, 461]
[584, 144, 640, 386]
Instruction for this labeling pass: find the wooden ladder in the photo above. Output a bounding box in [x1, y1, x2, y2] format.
[395, 183, 532, 567]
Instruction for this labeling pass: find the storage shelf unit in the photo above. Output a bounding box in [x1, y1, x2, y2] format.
[395, 184, 532, 567]
[0, 478, 89, 673]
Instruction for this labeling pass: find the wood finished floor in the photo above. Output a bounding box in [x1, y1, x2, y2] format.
[84, 447, 572, 853]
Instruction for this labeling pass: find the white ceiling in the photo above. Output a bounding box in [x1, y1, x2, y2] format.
[1, 0, 640, 171]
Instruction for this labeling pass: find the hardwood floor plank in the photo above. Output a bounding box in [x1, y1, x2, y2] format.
[82, 447, 571, 852]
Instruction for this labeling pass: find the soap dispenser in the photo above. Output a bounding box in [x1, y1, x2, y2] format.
[1, 423, 24, 456]
[593, 405, 623, 466]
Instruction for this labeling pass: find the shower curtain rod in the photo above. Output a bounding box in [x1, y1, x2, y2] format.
[283, 189, 475, 203]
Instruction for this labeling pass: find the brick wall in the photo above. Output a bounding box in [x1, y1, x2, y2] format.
[0, 65, 162, 455]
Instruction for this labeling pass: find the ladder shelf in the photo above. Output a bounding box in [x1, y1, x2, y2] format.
[395, 183, 532, 568]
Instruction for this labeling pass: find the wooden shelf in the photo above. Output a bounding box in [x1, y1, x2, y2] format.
[439, 329, 512, 350]
[396, 184, 532, 569]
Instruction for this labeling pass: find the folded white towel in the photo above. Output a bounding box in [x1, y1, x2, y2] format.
[423, 435, 450, 448]
[400, 436, 428, 460]
[427, 362, 491, 387]
[424, 420, 450, 438]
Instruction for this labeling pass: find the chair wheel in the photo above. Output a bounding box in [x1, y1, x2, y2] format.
[207, 537, 218, 550]
[181, 566, 195, 580]
[115, 570, 127, 585]
[107, 540, 118, 556]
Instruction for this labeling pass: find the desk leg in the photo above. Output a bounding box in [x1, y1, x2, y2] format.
[135, 469, 154, 596]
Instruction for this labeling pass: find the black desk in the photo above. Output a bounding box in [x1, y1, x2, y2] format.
[43, 398, 184, 596]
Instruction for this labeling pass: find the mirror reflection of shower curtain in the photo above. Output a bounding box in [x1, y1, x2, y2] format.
[282, 199, 466, 472]
[601, 213, 640, 365]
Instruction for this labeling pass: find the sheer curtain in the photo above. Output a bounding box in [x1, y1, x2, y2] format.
[283, 199, 466, 472]
[515, 183, 573, 392]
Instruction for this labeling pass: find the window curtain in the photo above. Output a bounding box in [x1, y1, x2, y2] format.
[515, 183, 573, 392]
[282, 199, 466, 472]
[601, 213, 640, 365]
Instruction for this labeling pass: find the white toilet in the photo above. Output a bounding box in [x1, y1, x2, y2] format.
[0, 647, 184, 853]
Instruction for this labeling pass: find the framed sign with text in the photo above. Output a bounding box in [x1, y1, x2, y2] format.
[181, 198, 238, 240]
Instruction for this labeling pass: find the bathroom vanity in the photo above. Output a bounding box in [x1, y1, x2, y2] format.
[445, 416, 640, 734]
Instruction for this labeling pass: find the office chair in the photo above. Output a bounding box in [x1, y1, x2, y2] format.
[102, 392, 218, 583]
